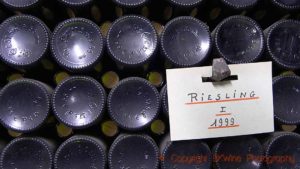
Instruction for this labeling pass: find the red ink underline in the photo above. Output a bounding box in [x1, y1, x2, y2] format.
[216, 113, 232, 116]
[185, 97, 260, 105]
[208, 125, 240, 129]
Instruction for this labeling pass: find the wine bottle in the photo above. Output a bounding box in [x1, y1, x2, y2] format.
[0, 15, 50, 69]
[52, 76, 106, 129]
[212, 15, 264, 64]
[54, 135, 106, 169]
[160, 134, 212, 169]
[212, 136, 263, 169]
[107, 77, 160, 131]
[264, 132, 300, 169]
[273, 75, 300, 125]
[161, 16, 211, 67]
[107, 15, 158, 69]
[0, 137, 55, 169]
[0, 78, 51, 133]
[51, 18, 104, 72]
[108, 134, 159, 169]
[265, 19, 300, 70]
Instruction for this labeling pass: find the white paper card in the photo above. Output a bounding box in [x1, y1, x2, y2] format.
[166, 62, 274, 141]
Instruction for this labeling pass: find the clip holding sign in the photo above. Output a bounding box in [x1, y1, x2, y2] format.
[211, 58, 231, 81]
[202, 58, 238, 82]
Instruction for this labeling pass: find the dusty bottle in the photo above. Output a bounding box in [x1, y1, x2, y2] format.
[0, 15, 50, 69]
[107, 15, 158, 69]
[51, 18, 104, 72]
[108, 134, 159, 169]
[107, 77, 160, 131]
[265, 19, 300, 70]
[160, 134, 212, 169]
[52, 76, 106, 129]
[273, 75, 300, 125]
[213, 15, 264, 64]
[54, 135, 106, 169]
[0, 137, 55, 169]
[161, 16, 212, 67]
[212, 136, 264, 169]
[0, 78, 51, 133]
[264, 132, 300, 169]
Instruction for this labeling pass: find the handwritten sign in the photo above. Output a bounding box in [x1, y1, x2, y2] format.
[166, 62, 274, 141]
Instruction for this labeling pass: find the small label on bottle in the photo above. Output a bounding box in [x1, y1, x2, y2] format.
[166, 62, 274, 141]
